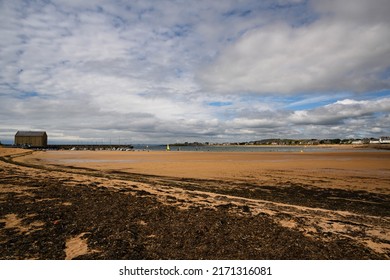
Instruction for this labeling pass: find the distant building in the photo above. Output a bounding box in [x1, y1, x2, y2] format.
[15, 131, 47, 147]
[380, 136, 390, 144]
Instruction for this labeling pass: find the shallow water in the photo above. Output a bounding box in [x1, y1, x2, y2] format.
[133, 144, 373, 153]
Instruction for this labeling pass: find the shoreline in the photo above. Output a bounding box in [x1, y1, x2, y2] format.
[168, 143, 390, 148]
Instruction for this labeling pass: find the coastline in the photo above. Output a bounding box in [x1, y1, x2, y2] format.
[135, 143, 390, 153]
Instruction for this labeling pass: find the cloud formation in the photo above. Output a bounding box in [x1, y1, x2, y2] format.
[0, 0, 389, 144]
[199, 0, 390, 94]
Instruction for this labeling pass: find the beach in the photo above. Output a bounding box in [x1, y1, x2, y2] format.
[25, 149, 390, 193]
[1, 147, 389, 259]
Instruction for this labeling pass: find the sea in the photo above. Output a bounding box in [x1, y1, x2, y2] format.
[132, 144, 372, 153]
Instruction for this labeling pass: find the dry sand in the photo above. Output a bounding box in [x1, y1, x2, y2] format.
[1, 147, 390, 259]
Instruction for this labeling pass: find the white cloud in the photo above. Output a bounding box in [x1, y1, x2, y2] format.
[0, 0, 389, 144]
[213, 97, 390, 140]
[199, 0, 390, 94]
[311, 0, 390, 24]
[291, 98, 390, 124]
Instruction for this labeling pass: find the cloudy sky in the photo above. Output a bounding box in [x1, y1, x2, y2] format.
[1, 0, 389, 144]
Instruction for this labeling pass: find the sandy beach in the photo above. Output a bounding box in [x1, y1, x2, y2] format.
[24, 149, 390, 193]
[1, 147, 390, 259]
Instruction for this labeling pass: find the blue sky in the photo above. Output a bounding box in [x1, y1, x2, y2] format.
[0, 0, 389, 144]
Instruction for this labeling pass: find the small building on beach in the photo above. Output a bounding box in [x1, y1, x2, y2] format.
[14, 131, 47, 147]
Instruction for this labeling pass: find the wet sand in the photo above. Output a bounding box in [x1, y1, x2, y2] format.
[1, 148, 390, 259]
[24, 149, 390, 193]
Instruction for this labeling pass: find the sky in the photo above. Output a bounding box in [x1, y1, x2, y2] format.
[1, 0, 390, 144]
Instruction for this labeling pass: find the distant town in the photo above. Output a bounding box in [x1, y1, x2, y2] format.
[1, 130, 390, 150]
[170, 137, 390, 147]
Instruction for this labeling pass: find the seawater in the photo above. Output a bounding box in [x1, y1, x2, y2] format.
[132, 145, 361, 153]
